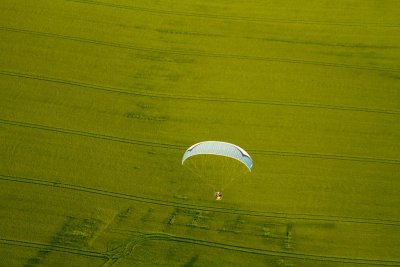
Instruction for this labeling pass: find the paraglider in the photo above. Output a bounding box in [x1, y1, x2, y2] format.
[215, 192, 223, 200]
[182, 141, 253, 200]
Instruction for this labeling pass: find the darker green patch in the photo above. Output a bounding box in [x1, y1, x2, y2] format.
[124, 111, 168, 122]
[182, 255, 199, 267]
[382, 72, 400, 80]
[141, 208, 155, 222]
[165, 73, 181, 81]
[117, 207, 133, 223]
[51, 216, 103, 248]
[284, 223, 293, 249]
[24, 216, 103, 267]
[218, 215, 245, 234]
[165, 209, 179, 226]
[173, 194, 189, 200]
[245, 35, 398, 49]
[133, 51, 195, 64]
[24, 255, 47, 267]
[156, 28, 222, 38]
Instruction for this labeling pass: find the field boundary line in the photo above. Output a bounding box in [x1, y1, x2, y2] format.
[0, 238, 107, 259]
[1, 26, 399, 73]
[1, 69, 399, 115]
[1, 173, 399, 226]
[1, 118, 400, 165]
[110, 229, 400, 266]
[66, 0, 400, 28]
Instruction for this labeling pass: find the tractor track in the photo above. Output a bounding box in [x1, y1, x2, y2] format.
[66, 0, 400, 28]
[0, 238, 107, 259]
[1, 118, 399, 165]
[0, 173, 399, 227]
[108, 229, 400, 266]
[1, 69, 399, 115]
[1, 26, 399, 73]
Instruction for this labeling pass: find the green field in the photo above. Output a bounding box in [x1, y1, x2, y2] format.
[1, 0, 399, 266]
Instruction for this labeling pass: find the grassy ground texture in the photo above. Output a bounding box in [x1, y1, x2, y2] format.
[0, 0, 399, 266]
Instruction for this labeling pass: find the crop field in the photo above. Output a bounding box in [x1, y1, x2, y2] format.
[0, 0, 399, 266]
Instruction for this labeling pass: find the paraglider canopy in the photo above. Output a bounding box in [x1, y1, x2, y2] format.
[182, 141, 253, 171]
[182, 141, 253, 197]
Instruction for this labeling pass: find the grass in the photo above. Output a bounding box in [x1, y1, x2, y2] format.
[0, 0, 399, 266]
